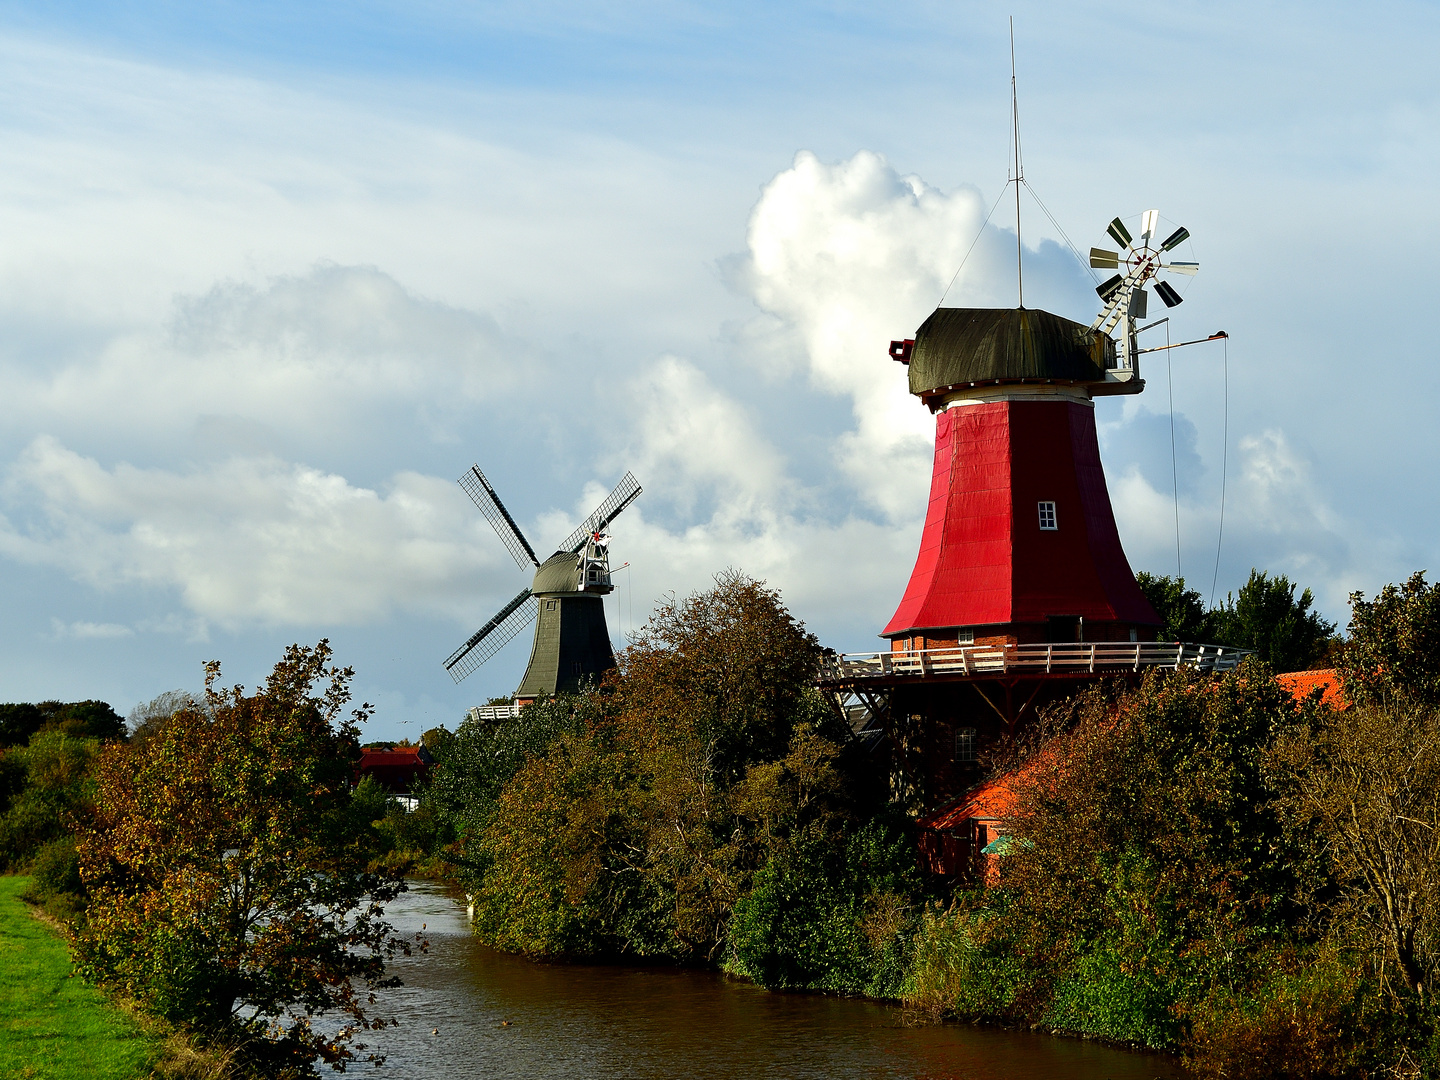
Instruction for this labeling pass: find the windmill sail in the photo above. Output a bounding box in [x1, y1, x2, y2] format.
[444, 588, 538, 683]
[560, 472, 643, 554]
[460, 466, 541, 569]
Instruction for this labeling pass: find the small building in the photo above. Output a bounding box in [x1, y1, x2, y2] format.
[917, 772, 1018, 882]
[355, 746, 435, 794]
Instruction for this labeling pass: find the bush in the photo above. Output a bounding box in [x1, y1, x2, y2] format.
[29, 836, 82, 898]
[1041, 940, 1181, 1049]
[1184, 945, 1399, 1080]
[0, 730, 99, 871]
[727, 815, 921, 997]
[904, 902, 1024, 1018]
[22, 835, 87, 921]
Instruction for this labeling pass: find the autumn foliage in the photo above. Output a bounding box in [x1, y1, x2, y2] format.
[432, 572, 920, 989]
[72, 642, 413, 1076]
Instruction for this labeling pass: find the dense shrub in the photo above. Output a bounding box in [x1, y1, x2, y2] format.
[0, 729, 101, 871]
[1184, 943, 1401, 1080]
[904, 902, 1024, 1019]
[901, 662, 1330, 1052]
[727, 814, 921, 997]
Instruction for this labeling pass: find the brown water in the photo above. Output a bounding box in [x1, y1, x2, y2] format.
[362, 880, 1182, 1079]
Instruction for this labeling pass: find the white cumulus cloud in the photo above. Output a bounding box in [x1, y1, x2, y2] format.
[0, 436, 500, 628]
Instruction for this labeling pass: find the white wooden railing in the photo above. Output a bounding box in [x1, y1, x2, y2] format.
[819, 641, 1248, 683]
[468, 703, 522, 722]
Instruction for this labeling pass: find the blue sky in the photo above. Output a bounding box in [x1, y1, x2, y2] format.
[0, 1, 1435, 739]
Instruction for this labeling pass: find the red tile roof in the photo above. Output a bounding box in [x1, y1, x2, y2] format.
[359, 747, 430, 766]
[1275, 668, 1348, 709]
[918, 773, 1020, 832]
[355, 746, 434, 793]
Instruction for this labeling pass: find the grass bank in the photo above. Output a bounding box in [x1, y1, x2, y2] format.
[0, 874, 157, 1080]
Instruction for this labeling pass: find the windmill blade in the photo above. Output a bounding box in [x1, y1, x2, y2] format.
[1106, 217, 1132, 248]
[444, 588, 538, 683]
[459, 466, 541, 569]
[1089, 247, 1119, 269]
[560, 472, 643, 554]
[1162, 261, 1199, 276]
[1154, 280, 1184, 308]
[1140, 209, 1159, 242]
[1095, 273, 1125, 302]
[1160, 226, 1190, 252]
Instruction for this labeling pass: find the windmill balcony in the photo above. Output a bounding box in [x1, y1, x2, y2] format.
[819, 641, 1249, 686]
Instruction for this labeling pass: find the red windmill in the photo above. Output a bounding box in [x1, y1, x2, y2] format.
[821, 210, 1242, 826]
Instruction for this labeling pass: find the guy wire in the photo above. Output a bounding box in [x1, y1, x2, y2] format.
[1022, 179, 1101, 285]
[1209, 335, 1229, 608]
[937, 184, 1010, 307]
[1166, 321, 1181, 579]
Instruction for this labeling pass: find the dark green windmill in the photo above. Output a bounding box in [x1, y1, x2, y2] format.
[444, 466, 641, 701]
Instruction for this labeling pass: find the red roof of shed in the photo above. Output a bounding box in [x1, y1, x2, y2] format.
[1276, 668, 1348, 709]
[918, 777, 1018, 832]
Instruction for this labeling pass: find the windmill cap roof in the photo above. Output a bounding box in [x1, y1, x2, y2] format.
[908, 308, 1115, 396]
[531, 551, 582, 595]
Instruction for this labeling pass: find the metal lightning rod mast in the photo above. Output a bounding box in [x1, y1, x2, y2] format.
[1010, 16, 1024, 309]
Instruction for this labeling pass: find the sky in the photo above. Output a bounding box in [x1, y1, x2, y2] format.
[0, 1, 1435, 740]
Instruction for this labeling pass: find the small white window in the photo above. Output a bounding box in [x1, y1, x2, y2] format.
[1038, 501, 1058, 530]
[955, 727, 977, 764]
[957, 629, 975, 645]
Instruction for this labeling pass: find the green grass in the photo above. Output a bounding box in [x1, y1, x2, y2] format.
[0, 875, 158, 1079]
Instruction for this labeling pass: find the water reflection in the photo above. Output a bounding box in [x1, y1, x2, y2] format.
[363, 880, 1182, 1079]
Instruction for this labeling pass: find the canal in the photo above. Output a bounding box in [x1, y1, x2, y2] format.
[359, 880, 1183, 1079]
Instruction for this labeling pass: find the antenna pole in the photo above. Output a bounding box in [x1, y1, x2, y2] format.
[1010, 16, 1024, 309]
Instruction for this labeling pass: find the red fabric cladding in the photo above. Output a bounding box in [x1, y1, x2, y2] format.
[884, 404, 1013, 635]
[884, 398, 1160, 636]
[1068, 402, 1160, 624]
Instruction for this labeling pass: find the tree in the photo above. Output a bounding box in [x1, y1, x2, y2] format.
[1211, 570, 1337, 672]
[1340, 571, 1440, 709]
[1269, 702, 1440, 1004]
[74, 642, 414, 1075]
[615, 570, 828, 782]
[426, 693, 588, 876]
[0, 699, 125, 748]
[1136, 572, 1213, 642]
[126, 689, 200, 745]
